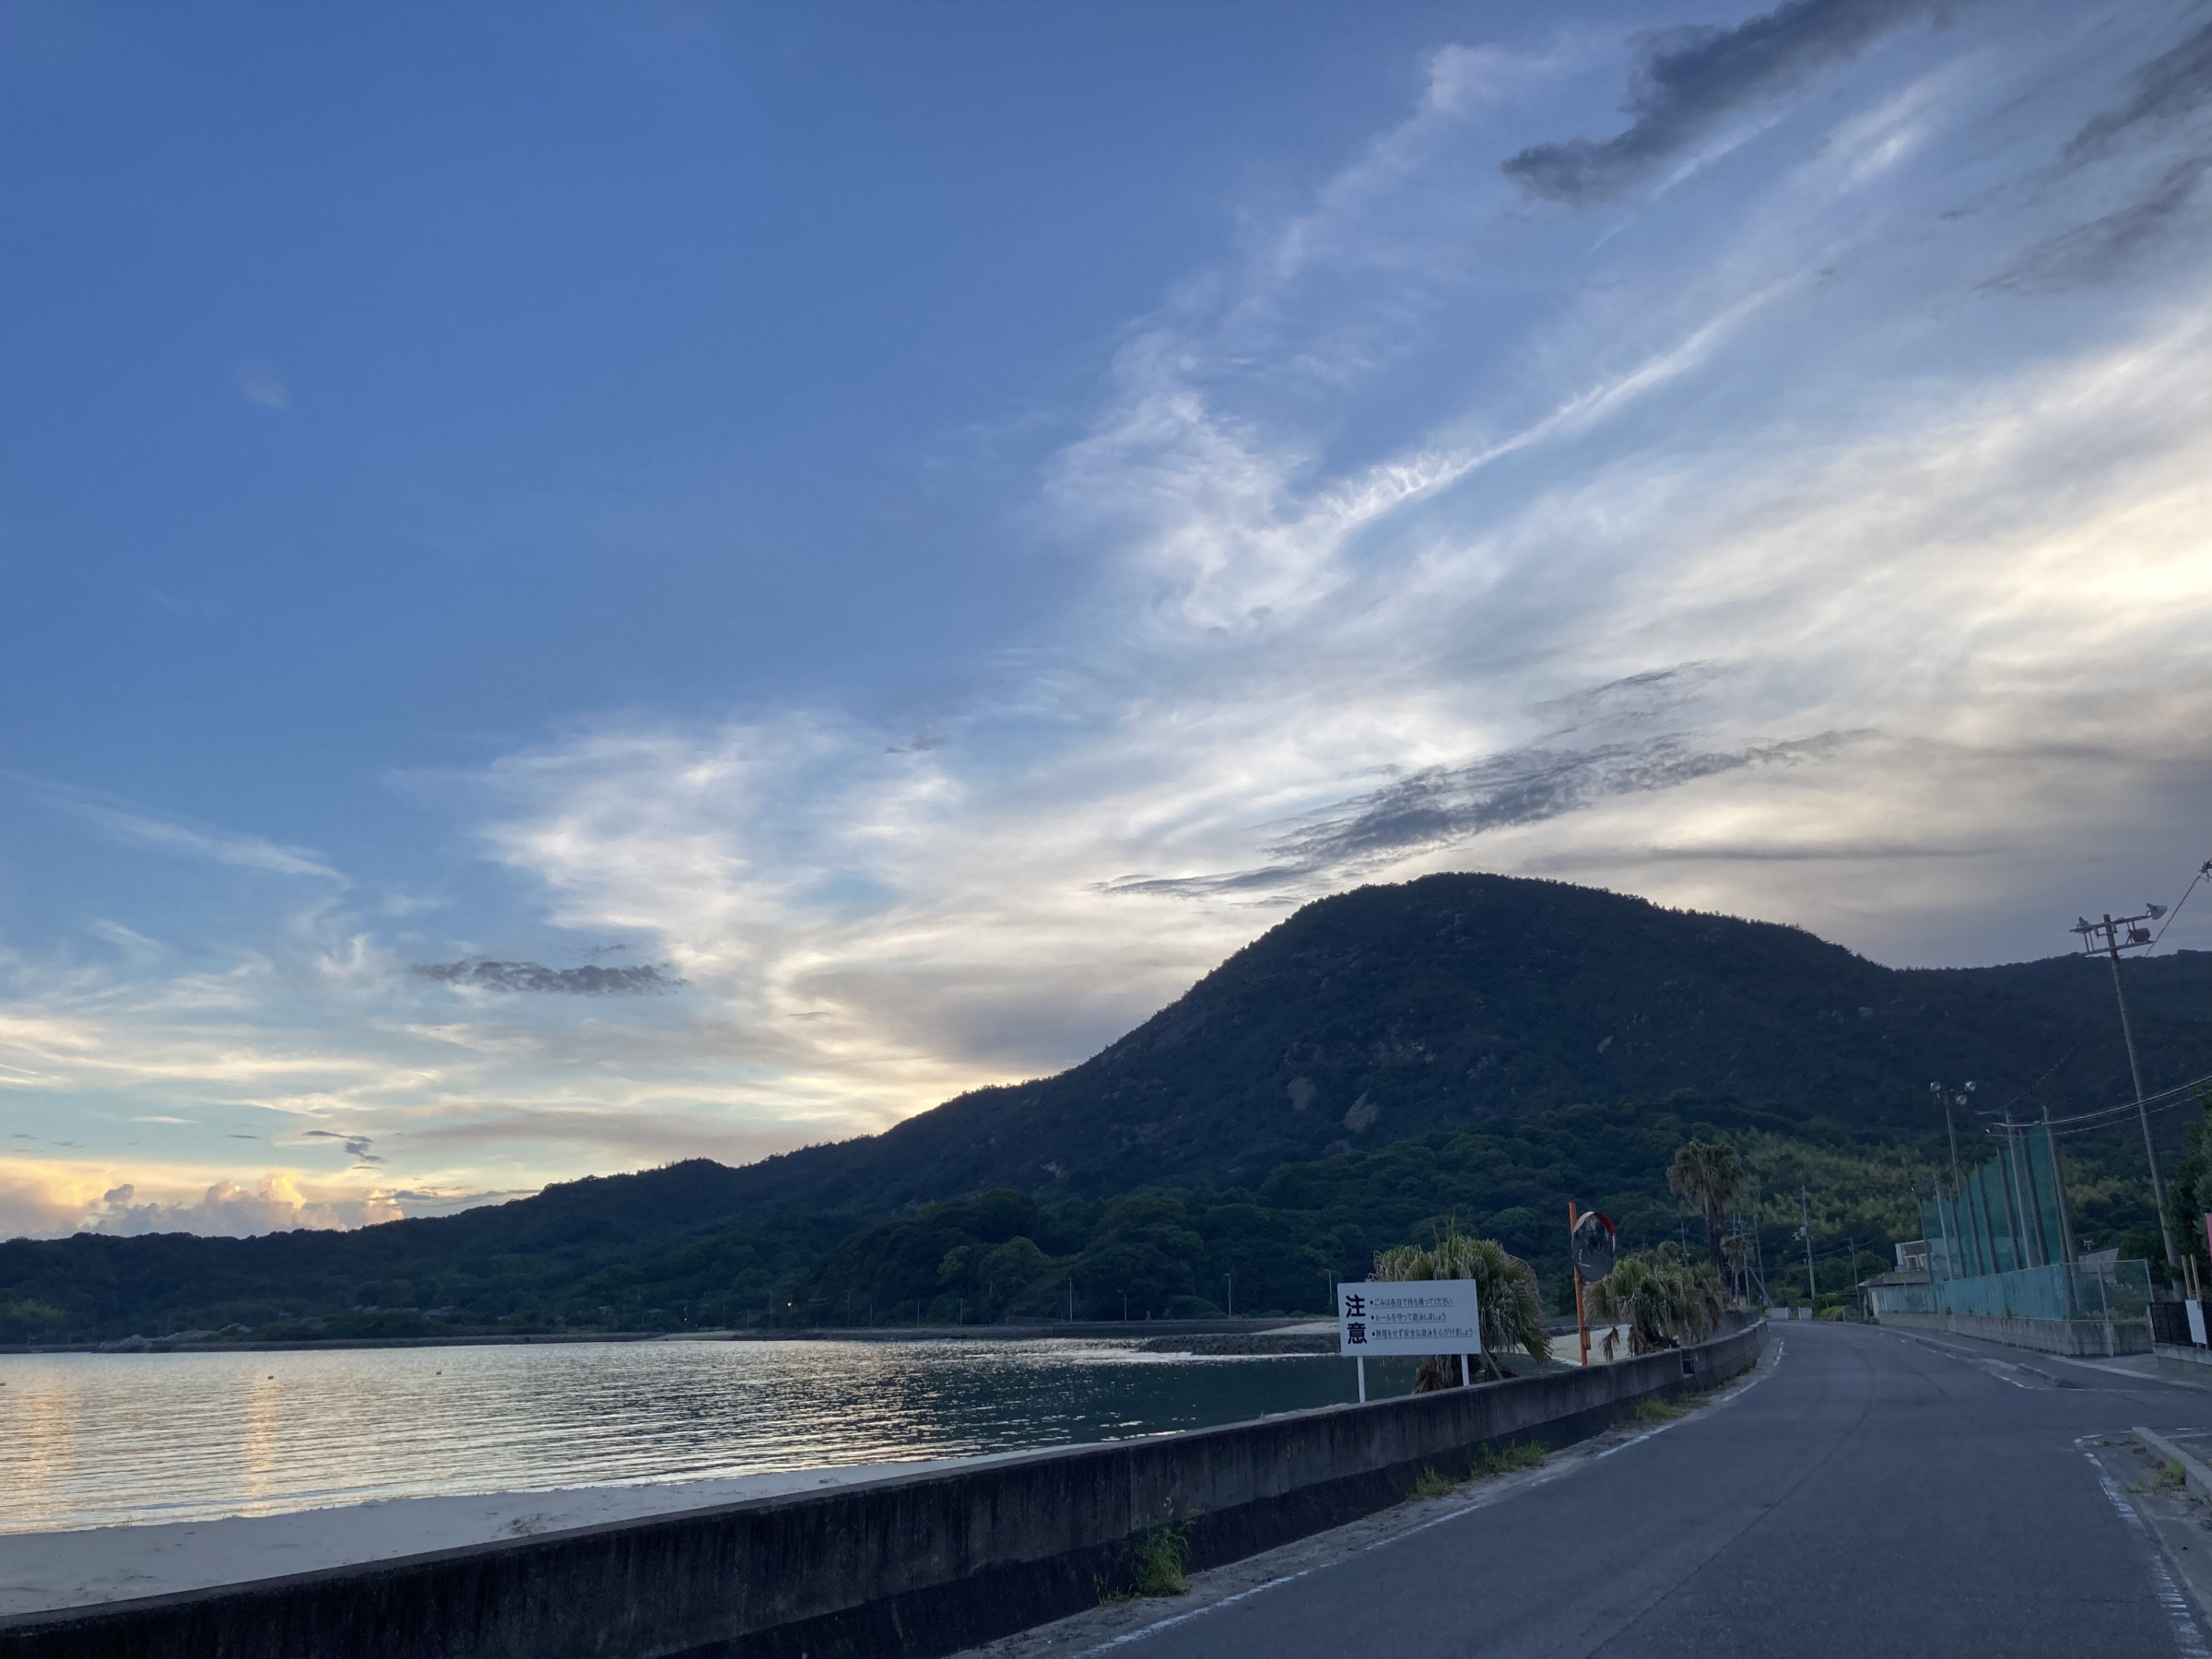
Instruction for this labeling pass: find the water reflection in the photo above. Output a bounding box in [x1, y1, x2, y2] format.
[0, 1339, 1413, 1533]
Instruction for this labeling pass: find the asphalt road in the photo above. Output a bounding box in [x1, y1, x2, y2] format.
[1107, 1324, 2212, 1659]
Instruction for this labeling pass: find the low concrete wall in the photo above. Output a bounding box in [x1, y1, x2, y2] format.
[1875, 1308, 2149, 1356]
[2155, 1341, 2212, 1389]
[0, 1320, 1764, 1659]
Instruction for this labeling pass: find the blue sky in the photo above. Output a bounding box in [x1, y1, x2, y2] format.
[6, 0, 2211, 1237]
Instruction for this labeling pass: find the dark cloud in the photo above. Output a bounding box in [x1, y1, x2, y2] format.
[385, 1186, 536, 1218]
[408, 959, 683, 995]
[1989, 155, 2211, 291]
[1103, 730, 1856, 900]
[303, 1130, 383, 1165]
[1502, 0, 1941, 205]
[1524, 664, 1724, 735]
[2065, 19, 2212, 162]
[393, 1107, 806, 1168]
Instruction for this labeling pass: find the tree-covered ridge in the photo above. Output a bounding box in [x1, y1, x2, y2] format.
[7, 1094, 2164, 1343]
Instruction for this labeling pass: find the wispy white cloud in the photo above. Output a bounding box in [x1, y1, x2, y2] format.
[234, 361, 290, 411]
[438, 0, 2212, 1114]
[19, 780, 347, 883]
[9, 0, 2212, 1235]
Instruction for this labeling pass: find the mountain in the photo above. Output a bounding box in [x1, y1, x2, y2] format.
[711, 874, 2212, 1214]
[6, 874, 2207, 1341]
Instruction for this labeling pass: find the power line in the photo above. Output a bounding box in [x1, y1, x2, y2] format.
[2150, 858, 2212, 948]
[2013, 1068, 2212, 1135]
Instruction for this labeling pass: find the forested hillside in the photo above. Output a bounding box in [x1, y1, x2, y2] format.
[5, 875, 2205, 1342]
[673, 875, 2211, 1217]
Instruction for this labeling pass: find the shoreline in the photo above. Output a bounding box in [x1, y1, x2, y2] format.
[0, 1316, 1308, 1357]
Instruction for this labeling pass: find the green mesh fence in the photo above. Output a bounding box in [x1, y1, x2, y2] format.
[1878, 1124, 2153, 1325]
[1920, 1123, 2068, 1280]
[1871, 1261, 2150, 1323]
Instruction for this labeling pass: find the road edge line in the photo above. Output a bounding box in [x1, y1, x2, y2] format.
[2084, 1444, 2212, 1659]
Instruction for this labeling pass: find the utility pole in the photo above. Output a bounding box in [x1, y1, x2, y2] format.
[2073, 909, 2178, 1265]
[2042, 1100, 2077, 1265]
[1933, 1176, 1954, 1281]
[2000, 1108, 2039, 1268]
[1570, 1200, 1591, 1364]
[1930, 1081, 1967, 1197]
[1225, 1272, 1233, 1319]
[1801, 1190, 1817, 1304]
[1748, 1177, 1769, 1303]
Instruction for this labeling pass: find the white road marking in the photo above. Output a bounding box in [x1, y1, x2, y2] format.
[2084, 1448, 2212, 1659]
[1083, 1568, 1321, 1652]
[1077, 1345, 1778, 1654]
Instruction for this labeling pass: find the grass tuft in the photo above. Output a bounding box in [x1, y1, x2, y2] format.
[1472, 1439, 1547, 1477]
[1633, 1395, 1688, 1424]
[1130, 1518, 1194, 1596]
[2138, 1458, 2191, 1494]
[1410, 1465, 1457, 1499]
[1095, 1517, 1196, 1605]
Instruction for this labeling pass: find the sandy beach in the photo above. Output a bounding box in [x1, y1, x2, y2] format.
[0, 1451, 1048, 1617]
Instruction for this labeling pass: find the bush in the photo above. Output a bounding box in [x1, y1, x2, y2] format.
[1585, 1244, 1725, 1357]
[1371, 1223, 1550, 1383]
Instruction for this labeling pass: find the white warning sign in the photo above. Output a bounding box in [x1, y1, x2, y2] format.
[1336, 1280, 1483, 1355]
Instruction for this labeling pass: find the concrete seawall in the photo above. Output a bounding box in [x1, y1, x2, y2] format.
[0, 1319, 1765, 1659]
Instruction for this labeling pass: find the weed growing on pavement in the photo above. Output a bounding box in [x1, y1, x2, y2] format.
[1633, 1395, 1688, 1424]
[1093, 1517, 1195, 1605]
[1129, 1519, 1194, 1596]
[2134, 1458, 2189, 1494]
[1472, 1439, 1547, 1476]
[1411, 1465, 1457, 1499]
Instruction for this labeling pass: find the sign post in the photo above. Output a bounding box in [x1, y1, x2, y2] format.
[1569, 1202, 1586, 1365]
[1337, 1280, 1483, 1399]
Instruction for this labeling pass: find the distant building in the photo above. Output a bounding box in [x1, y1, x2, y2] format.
[1894, 1240, 1929, 1273]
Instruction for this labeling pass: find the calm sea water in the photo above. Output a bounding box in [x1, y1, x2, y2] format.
[0, 1337, 1404, 1534]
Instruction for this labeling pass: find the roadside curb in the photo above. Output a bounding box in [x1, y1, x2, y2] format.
[2135, 1428, 2212, 1505]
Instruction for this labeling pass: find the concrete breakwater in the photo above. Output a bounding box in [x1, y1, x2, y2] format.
[0, 1317, 1765, 1659]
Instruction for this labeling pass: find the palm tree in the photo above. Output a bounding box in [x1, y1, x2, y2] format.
[1720, 1233, 1752, 1301]
[1584, 1244, 1728, 1357]
[1371, 1224, 1550, 1384]
[1668, 1139, 1747, 1278]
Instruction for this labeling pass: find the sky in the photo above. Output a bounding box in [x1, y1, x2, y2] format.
[4, 0, 2211, 1240]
